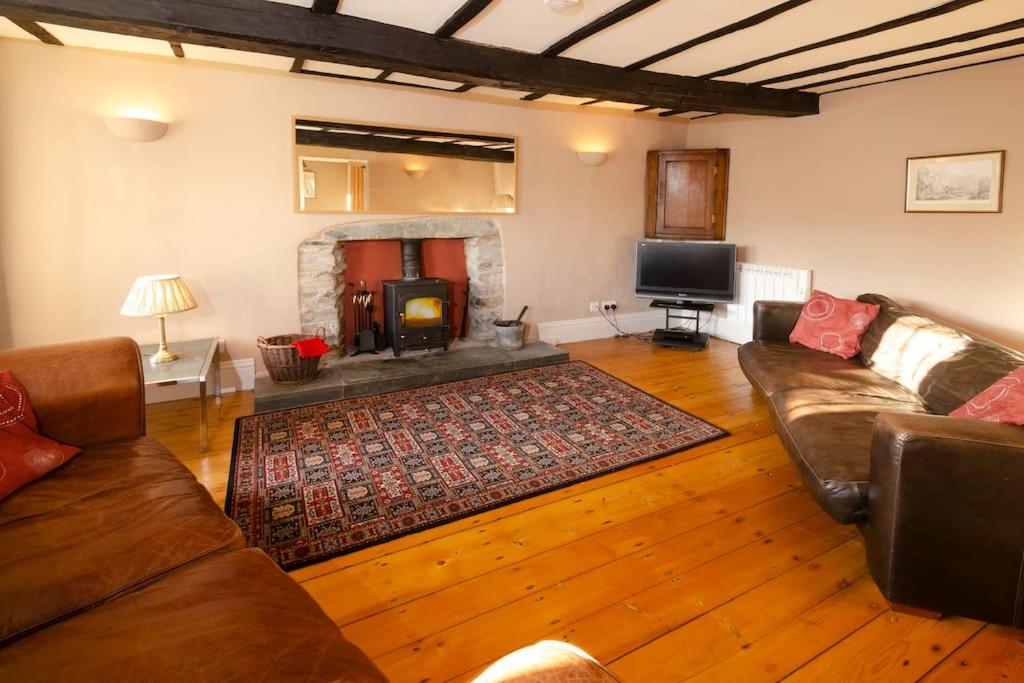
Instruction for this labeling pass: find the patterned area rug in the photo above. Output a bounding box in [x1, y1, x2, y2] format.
[226, 361, 727, 570]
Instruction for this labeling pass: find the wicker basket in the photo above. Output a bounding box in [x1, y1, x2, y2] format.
[258, 328, 325, 385]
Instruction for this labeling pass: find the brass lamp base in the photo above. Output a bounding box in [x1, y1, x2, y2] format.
[149, 344, 179, 365]
[149, 315, 179, 364]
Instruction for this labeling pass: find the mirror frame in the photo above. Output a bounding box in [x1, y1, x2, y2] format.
[291, 115, 519, 216]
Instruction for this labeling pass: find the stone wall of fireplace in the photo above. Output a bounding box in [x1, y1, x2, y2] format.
[298, 217, 504, 347]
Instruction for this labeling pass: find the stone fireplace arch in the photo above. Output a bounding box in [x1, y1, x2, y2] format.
[298, 217, 504, 346]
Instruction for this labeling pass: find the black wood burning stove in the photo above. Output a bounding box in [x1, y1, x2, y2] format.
[383, 239, 451, 357]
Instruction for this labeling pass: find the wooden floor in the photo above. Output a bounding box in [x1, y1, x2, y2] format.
[148, 337, 1024, 682]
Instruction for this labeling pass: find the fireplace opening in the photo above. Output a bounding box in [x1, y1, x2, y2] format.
[337, 239, 467, 351]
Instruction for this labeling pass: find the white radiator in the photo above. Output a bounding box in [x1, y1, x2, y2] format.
[711, 262, 813, 344]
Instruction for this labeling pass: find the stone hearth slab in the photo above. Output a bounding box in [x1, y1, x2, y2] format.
[254, 342, 569, 413]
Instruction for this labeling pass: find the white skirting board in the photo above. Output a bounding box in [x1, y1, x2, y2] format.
[144, 358, 256, 404]
[536, 310, 664, 345]
[537, 262, 811, 347]
[709, 262, 813, 344]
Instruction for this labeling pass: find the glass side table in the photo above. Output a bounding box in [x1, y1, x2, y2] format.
[139, 338, 222, 452]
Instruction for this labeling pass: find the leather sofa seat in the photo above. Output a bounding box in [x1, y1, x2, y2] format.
[768, 388, 928, 523]
[741, 296, 1024, 627]
[738, 340, 923, 402]
[0, 338, 388, 682]
[0, 437, 244, 644]
[0, 549, 386, 682]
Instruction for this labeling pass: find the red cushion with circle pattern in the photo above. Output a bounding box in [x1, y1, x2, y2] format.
[0, 370, 81, 501]
[950, 366, 1024, 425]
[789, 290, 881, 359]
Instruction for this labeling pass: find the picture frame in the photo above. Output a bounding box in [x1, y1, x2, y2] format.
[905, 150, 1004, 213]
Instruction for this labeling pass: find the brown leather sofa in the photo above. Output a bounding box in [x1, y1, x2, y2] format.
[739, 294, 1024, 627]
[0, 338, 387, 681]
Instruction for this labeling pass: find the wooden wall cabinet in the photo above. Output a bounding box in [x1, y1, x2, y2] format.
[645, 149, 729, 240]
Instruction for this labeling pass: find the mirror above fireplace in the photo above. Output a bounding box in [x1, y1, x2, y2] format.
[293, 117, 517, 215]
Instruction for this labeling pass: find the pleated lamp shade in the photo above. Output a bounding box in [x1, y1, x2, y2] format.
[120, 274, 197, 317]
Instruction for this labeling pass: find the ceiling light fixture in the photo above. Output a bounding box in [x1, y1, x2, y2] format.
[544, 0, 584, 16]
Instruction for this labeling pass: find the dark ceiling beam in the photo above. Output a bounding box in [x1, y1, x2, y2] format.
[169, 41, 184, 58]
[435, 0, 495, 39]
[542, 0, 661, 56]
[296, 129, 514, 163]
[310, 0, 339, 16]
[757, 18, 1024, 86]
[626, 0, 812, 70]
[704, 0, 985, 79]
[0, 0, 818, 117]
[295, 119, 513, 143]
[798, 35, 1024, 90]
[10, 18, 62, 44]
[820, 52, 1024, 95]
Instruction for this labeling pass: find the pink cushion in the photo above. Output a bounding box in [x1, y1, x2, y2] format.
[950, 366, 1024, 425]
[789, 290, 880, 359]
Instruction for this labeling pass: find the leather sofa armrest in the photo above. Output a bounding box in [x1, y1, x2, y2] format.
[0, 337, 145, 447]
[863, 412, 1024, 626]
[752, 300, 803, 342]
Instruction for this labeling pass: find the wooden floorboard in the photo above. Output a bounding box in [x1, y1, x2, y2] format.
[147, 336, 1024, 681]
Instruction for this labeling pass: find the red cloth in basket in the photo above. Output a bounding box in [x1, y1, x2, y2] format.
[291, 337, 329, 359]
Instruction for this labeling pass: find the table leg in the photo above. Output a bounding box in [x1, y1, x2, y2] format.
[199, 379, 208, 453]
[214, 343, 223, 413]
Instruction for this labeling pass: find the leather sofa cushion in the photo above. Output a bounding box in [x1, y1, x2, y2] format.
[0, 548, 387, 682]
[769, 389, 929, 524]
[738, 341, 921, 403]
[0, 437, 243, 644]
[858, 294, 1024, 415]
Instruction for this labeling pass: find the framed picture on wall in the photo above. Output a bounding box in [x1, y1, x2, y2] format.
[905, 150, 1005, 213]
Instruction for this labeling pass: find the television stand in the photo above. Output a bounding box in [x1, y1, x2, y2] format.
[649, 300, 715, 350]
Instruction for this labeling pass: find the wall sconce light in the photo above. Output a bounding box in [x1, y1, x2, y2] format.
[105, 116, 169, 142]
[404, 165, 428, 179]
[576, 151, 609, 167]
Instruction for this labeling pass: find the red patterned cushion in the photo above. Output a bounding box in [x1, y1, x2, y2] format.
[0, 371, 81, 501]
[950, 366, 1024, 425]
[789, 290, 881, 359]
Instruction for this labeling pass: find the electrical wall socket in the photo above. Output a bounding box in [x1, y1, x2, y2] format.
[601, 300, 617, 310]
[589, 301, 600, 313]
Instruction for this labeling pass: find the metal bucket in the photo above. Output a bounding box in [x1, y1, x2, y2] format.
[493, 320, 525, 350]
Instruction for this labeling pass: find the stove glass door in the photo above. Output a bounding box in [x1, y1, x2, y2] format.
[403, 296, 443, 328]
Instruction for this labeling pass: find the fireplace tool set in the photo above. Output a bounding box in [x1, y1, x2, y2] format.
[350, 281, 381, 356]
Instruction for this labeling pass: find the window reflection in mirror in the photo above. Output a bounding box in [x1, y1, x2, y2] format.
[293, 118, 517, 214]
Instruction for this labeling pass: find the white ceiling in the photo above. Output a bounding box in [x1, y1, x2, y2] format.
[40, 23, 174, 57]
[340, 0, 468, 34]
[456, 0, 626, 53]
[562, 0, 782, 67]
[0, 0, 1019, 121]
[0, 17, 32, 40]
[182, 44, 293, 71]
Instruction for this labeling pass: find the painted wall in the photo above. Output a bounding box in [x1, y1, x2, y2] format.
[688, 58, 1024, 350]
[0, 40, 688, 365]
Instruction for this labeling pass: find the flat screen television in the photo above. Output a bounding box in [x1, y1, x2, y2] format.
[635, 240, 737, 303]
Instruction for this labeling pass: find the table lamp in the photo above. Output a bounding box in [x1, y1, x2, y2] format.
[120, 274, 198, 364]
